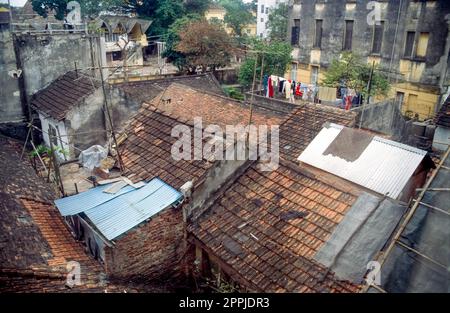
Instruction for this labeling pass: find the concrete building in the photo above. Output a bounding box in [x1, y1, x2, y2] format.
[205, 3, 257, 36]
[30, 70, 141, 160]
[286, 0, 450, 121]
[257, 0, 288, 38]
[93, 15, 152, 68]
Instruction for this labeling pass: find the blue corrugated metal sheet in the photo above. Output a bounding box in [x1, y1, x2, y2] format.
[54, 178, 182, 241]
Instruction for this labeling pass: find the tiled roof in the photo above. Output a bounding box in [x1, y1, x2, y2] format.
[0, 136, 165, 292]
[116, 73, 225, 105]
[148, 83, 284, 128]
[120, 106, 214, 189]
[189, 161, 361, 293]
[0, 136, 104, 292]
[120, 85, 286, 188]
[435, 100, 450, 128]
[31, 71, 101, 121]
[280, 104, 357, 162]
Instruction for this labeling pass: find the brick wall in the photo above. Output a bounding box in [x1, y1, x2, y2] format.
[104, 206, 185, 281]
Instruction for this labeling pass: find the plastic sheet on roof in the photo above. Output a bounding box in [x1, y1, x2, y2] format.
[377, 150, 450, 293]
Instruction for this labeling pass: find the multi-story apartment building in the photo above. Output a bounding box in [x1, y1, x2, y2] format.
[257, 0, 288, 38]
[286, 0, 450, 120]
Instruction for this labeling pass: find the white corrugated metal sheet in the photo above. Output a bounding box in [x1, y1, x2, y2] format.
[55, 178, 182, 241]
[298, 124, 427, 199]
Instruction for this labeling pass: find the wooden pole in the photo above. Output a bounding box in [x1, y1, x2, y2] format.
[97, 49, 125, 172]
[48, 127, 65, 196]
[359, 61, 375, 129]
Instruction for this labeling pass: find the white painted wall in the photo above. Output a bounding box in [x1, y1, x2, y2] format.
[38, 112, 70, 160]
[257, 0, 287, 38]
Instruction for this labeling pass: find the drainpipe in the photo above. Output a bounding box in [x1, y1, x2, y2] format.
[437, 14, 450, 112]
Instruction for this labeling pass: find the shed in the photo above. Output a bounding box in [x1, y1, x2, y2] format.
[54, 177, 184, 279]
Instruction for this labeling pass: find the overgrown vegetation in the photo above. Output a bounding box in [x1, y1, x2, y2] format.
[267, 2, 289, 42]
[238, 38, 292, 87]
[174, 19, 235, 73]
[321, 52, 390, 98]
[223, 86, 244, 101]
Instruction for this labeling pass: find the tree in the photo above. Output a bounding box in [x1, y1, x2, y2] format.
[321, 52, 390, 98]
[175, 20, 235, 73]
[185, 0, 212, 14]
[267, 3, 288, 42]
[219, 0, 254, 38]
[32, 0, 67, 20]
[162, 14, 202, 71]
[31, 0, 124, 20]
[238, 38, 292, 87]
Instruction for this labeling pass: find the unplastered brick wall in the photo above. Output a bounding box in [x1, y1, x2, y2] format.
[103, 206, 185, 281]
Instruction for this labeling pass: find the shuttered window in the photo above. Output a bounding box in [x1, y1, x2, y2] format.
[371, 22, 384, 54]
[314, 20, 323, 48]
[343, 20, 354, 51]
[291, 19, 300, 46]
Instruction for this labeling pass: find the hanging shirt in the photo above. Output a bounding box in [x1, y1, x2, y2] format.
[271, 75, 278, 87]
[285, 80, 292, 100]
[268, 76, 274, 98]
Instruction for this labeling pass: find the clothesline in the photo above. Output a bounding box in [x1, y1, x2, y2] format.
[261, 74, 364, 110]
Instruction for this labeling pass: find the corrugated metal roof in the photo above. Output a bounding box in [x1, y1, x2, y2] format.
[298, 124, 427, 199]
[55, 178, 182, 241]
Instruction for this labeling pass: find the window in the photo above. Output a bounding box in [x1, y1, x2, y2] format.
[48, 125, 58, 146]
[404, 31, 415, 58]
[112, 51, 122, 61]
[415, 32, 429, 59]
[371, 22, 384, 54]
[396, 92, 405, 108]
[291, 19, 300, 46]
[343, 20, 354, 51]
[314, 20, 323, 48]
[266, 8, 269, 14]
[261, 18, 264, 22]
[311, 66, 319, 85]
[261, 5, 264, 14]
[291, 63, 298, 81]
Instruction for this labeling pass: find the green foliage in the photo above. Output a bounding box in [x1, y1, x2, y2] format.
[238, 38, 292, 87]
[184, 0, 212, 14]
[29, 144, 68, 158]
[32, 0, 67, 20]
[267, 3, 288, 42]
[131, 0, 210, 36]
[321, 52, 390, 98]
[223, 86, 244, 101]
[32, 0, 124, 20]
[219, 0, 254, 37]
[162, 14, 202, 71]
[175, 19, 235, 73]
